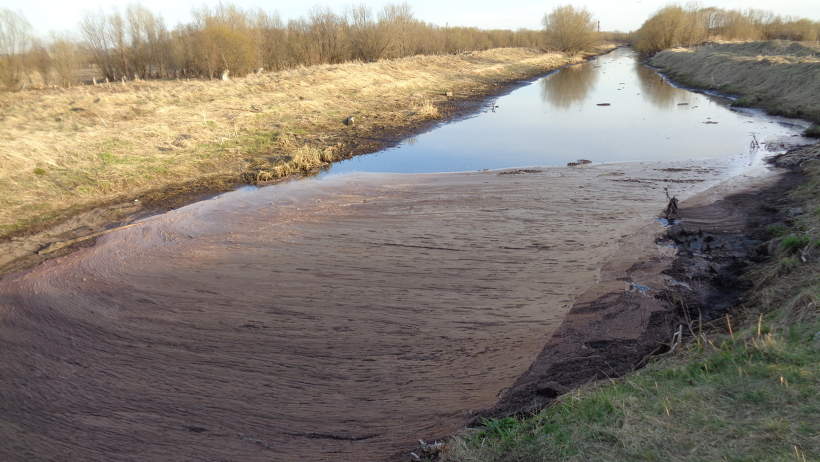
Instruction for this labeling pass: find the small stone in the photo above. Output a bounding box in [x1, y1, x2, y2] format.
[343, 116, 355, 126]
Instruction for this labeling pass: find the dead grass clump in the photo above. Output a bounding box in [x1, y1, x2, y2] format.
[413, 99, 441, 119]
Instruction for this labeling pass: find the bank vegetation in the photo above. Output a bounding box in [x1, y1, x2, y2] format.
[0, 3, 547, 90]
[633, 4, 820, 54]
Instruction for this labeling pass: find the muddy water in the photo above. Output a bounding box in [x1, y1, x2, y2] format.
[0, 49, 809, 462]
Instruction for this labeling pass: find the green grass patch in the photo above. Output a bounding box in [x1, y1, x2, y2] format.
[767, 224, 788, 237]
[447, 316, 819, 462]
[780, 234, 812, 254]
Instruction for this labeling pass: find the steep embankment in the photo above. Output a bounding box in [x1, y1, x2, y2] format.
[650, 41, 820, 123]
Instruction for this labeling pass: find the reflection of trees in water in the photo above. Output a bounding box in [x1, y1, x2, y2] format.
[540, 63, 599, 109]
[635, 62, 692, 108]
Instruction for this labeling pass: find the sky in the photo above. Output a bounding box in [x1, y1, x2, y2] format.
[7, 0, 820, 37]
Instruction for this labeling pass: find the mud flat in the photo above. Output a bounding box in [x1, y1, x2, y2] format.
[486, 165, 804, 419]
[0, 160, 741, 461]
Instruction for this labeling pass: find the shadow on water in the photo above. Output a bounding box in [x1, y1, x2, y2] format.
[540, 62, 600, 109]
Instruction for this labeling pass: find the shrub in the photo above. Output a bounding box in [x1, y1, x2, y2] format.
[542, 6, 599, 56]
[633, 4, 820, 55]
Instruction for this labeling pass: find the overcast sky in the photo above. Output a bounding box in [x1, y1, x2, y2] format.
[7, 0, 820, 37]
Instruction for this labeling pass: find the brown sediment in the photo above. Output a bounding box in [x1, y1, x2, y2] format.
[480, 148, 816, 420]
[1, 160, 730, 462]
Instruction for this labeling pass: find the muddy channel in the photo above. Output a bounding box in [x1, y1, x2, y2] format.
[0, 49, 812, 461]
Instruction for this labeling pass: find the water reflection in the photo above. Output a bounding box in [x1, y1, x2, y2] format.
[540, 62, 599, 109]
[635, 61, 691, 108]
[322, 48, 802, 175]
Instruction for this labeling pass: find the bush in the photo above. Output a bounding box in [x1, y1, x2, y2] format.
[542, 6, 599, 56]
[633, 4, 820, 55]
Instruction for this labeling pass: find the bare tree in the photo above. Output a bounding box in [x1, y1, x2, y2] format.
[542, 6, 599, 56]
[49, 33, 80, 87]
[349, 5, 390, 62]
[0, 8, 33, 89]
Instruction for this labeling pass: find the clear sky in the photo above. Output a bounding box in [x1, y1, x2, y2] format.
[7, 0, 820, 37]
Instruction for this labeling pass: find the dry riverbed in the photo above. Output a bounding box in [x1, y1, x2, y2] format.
[1, 159, 744, 461]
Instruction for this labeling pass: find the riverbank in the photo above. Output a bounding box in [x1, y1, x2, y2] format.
[649, 41, 820, 128]
[439, 151, 819, 461]
[0, 45, 616, 276]
[438, 41, 819, 461]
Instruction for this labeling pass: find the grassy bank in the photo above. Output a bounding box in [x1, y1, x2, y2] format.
[0, 47, 604, 239]
[440, 156, 820, 462]
[649, 41, 820, 125]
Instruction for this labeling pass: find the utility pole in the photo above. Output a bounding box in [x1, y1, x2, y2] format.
[598, 20, 601, 32]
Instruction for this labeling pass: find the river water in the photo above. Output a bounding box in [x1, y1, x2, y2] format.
[324, 47, 804, 175]
[0, 48, 809, 462]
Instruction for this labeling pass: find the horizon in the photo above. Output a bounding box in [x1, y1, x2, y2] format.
[6, 0, 820, 38]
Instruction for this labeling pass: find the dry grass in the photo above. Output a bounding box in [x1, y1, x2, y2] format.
[0, 47, 604, 238]
[650, 41, 820, 122]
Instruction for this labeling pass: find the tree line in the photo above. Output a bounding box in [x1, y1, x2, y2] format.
[0, 3, 545, 90]
[634, 5, 820, 54]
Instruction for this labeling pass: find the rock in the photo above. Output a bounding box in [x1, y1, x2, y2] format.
[343, 116, 355, 126]
[221, 69, 230, 81]
[445, 91, 454, 97]
[787, 207, 804, 217]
